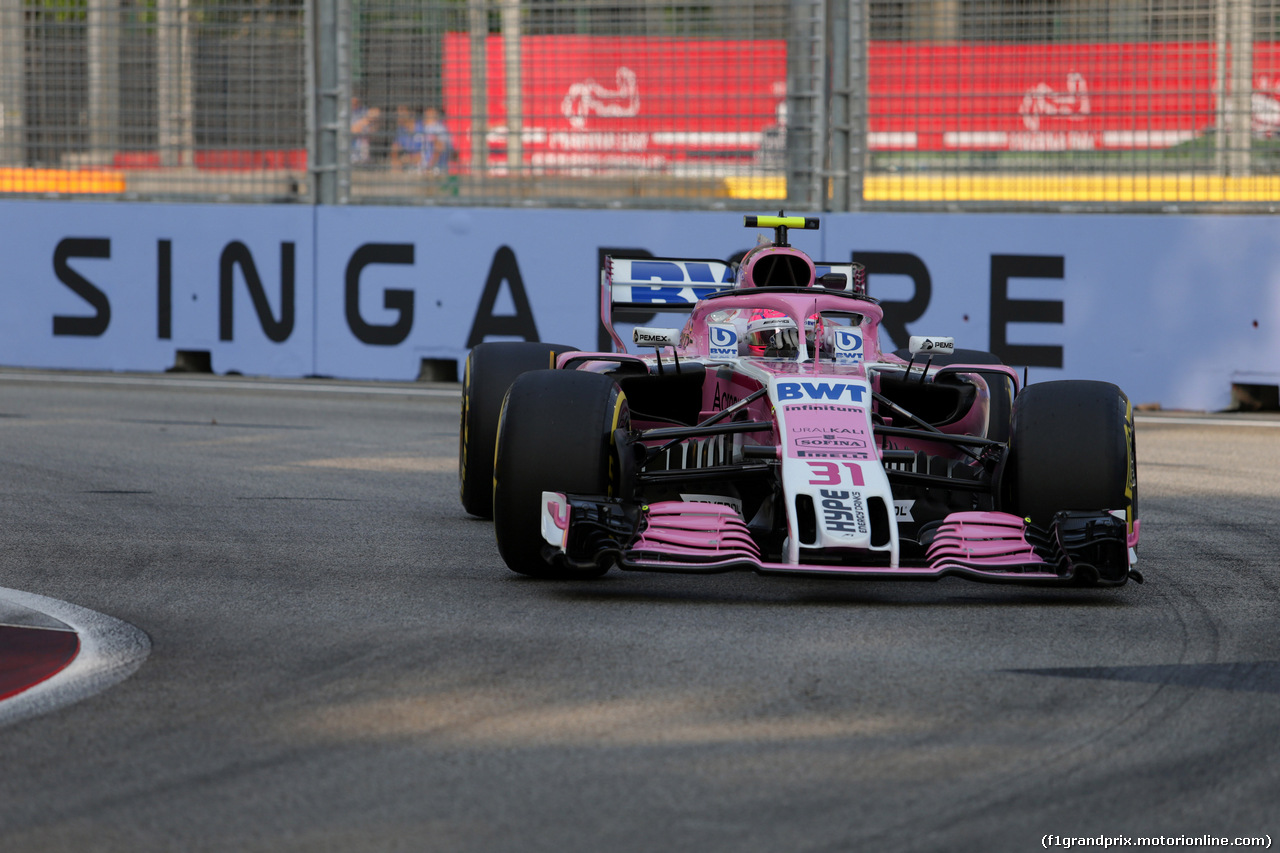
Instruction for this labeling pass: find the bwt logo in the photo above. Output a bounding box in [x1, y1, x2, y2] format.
[833, 329, 863, 364]
[710, 326, 737, 348]
[777, 382, 868, 402]
[628, 260, 733, 284]
[834, 329, 862, 350]
[629, 286, 714, 304]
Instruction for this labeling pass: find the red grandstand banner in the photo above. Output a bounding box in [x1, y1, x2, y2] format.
[442, 36, 1280, 164]
[868, 41, 1280, 151]
[442, 34, 785, 169]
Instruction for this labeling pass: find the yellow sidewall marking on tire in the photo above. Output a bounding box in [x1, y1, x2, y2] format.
[608, 389, 627, 498]
[459, 354, 472, 500]
[1123, 397, 1136, 536]
[492, 390, 510, 499]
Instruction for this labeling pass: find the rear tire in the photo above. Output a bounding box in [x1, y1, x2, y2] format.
[493, 371, 630, 578]
[459, 342, 573, 518]
[1005, 380, 1136, 528]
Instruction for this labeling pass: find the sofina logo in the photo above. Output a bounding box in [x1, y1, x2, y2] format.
[709, 324, 738, 359]
[833, 328, 863, 365]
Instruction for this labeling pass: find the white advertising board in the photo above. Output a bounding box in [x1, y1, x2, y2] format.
[0, 201, 315, 376]
[312, 207, 748, 380]
[1, 200, 1277, 410]
[820, 213, 1280, 410]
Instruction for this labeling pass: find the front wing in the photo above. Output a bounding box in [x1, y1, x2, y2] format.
[540, 494, 1142, 587]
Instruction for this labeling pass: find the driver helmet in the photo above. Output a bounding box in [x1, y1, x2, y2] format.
[745, 309, 821, 355]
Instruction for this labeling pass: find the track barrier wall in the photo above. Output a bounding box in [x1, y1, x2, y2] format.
[2, 200, 1275, 412]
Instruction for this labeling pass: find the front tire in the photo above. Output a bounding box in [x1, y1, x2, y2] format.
[493, 371, 630, 578]
[1005, 380, 1137, 529]
[459, 342, 573, 518]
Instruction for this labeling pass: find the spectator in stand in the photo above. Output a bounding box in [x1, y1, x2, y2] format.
[391, 105, 425, 171]
[419, 106, 455, 174]
[350, 97, 380, 165]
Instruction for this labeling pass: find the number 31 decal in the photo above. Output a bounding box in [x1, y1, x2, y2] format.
[806, 461, 864, 486]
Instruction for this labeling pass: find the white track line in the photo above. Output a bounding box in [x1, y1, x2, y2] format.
[1135, 416, 1280, 428]
[0, 371, 461, 398]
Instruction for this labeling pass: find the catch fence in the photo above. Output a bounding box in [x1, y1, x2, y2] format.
[1, 0, 1278, 211]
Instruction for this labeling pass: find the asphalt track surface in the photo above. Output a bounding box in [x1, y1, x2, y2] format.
[0, 369, 1277, 852]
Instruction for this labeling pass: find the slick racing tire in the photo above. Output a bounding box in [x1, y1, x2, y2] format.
[493, 370, 630, 579]
[459, 341, 573, 518]
[1005, 380, 1137, 529]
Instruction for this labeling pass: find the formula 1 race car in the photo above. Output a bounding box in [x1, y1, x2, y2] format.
[460, 215, 1141, 586]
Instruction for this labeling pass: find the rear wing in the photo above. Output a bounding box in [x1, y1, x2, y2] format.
[606, 257, 735, 309]
[601, 255, 869, 353]
[602, 256, 735, 352]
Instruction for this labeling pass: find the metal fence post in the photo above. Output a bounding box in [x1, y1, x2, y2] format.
[828, 0, 849, 211]
[336, 0, 352, 203]
[1228, 0, 1254, 177]
[847, 0, 866, 212]
[157, 0, 195, 168]
[313, 0, 341, 204]
[501, 0, 523, 177]
[787, 0, 827, 211]
[87, 0, 120, 167]
[0, 0, 23, 165]
[468, 0, 489, 179]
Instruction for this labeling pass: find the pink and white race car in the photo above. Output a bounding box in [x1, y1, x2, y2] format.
[460, 215, 1141, 586]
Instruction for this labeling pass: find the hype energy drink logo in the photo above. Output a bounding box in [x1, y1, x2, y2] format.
[709, 323, 738, 359]
[832, 328, 863, 365]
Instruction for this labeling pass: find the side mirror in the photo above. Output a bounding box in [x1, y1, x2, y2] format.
[633, 327, 682, 348]
[908, 336, 955, 356]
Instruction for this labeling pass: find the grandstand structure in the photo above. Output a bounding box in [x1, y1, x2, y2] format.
[0, 0, 1277, 211]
